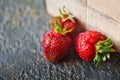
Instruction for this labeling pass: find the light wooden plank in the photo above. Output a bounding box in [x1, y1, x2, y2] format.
[87, 0, 120, 22]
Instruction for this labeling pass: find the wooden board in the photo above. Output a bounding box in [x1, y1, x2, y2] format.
[87, 0, 120, 23]
[46, 0, 120, 52]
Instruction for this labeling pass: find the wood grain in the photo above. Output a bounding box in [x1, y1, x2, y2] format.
[46, 0, 120, 52]
[87, 0, 120, 22]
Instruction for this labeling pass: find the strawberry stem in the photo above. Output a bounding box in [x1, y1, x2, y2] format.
[58, 6, 75, 22]
[94, 38, 116, 67]
[49, 18, 74, 34]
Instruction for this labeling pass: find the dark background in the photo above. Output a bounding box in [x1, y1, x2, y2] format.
[0, 0, 120, 80]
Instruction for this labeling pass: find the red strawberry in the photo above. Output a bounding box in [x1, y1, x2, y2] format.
[75, 30, 116, 67]
[42, 20, 72, 62]
[51, 6, 77, 38]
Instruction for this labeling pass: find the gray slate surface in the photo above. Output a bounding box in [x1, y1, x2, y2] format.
[0, 0, 120, 80]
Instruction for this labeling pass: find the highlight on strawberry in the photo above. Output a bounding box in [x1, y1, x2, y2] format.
[50, 6, 77, 38]
[75, 30, 116, 67]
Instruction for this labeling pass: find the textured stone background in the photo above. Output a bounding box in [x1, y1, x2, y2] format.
[0, 0, 120, 80]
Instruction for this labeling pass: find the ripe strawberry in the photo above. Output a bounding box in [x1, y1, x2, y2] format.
[42, 20, 72, 62]
[75, 30, 116, 67]
[51, 6, 77, 38]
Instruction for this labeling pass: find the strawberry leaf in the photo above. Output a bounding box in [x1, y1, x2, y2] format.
[58, 6, 75, 22]
[94, 38, 116, 67]
[49, 18, 73, 34]
[106, 53, 110, 59]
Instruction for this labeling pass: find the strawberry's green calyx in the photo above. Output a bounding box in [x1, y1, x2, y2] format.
[57, 6, 75, 22]
[94, 38, 116, 67]
[49, 19, 74, 35]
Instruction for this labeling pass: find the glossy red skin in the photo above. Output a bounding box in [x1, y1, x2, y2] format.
[51, 17, 77, 38]
[42, 31, 72, 62]
[75, 31, 106, 62]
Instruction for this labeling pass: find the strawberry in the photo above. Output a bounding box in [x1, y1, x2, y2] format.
[75, 30, 116, 67]
[42, 20, 72, 62]
[51, 6, 77, 38]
